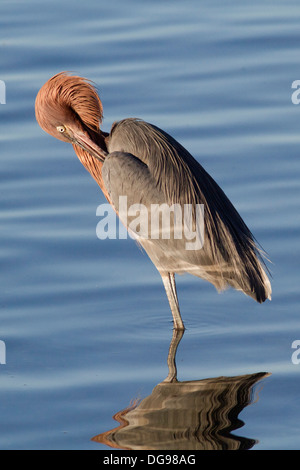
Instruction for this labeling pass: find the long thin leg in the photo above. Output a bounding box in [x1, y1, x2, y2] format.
[161, 272, 185, 330]
[163, 328, 185, 382]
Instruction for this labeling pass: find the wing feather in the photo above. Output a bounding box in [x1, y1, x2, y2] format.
[104, 119, 271, 302]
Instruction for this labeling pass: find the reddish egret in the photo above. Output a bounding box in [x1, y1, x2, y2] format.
[35, 72, 271, 330]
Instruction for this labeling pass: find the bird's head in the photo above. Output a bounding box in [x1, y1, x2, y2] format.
[35, 72, 107, 162]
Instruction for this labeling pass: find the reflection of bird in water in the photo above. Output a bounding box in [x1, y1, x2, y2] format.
[93, 370, 269, 450]
[92, 330, 270, 450]
[35, 73, 271, 330]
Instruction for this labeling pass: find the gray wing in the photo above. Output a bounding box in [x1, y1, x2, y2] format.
[104, 119, 271, 302]
[102, 151, 228, 282]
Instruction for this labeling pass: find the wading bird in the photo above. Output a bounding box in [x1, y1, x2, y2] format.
[35, 72, 271, 330]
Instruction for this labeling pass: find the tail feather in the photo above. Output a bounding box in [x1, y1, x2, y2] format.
[226, 242, 272, 303]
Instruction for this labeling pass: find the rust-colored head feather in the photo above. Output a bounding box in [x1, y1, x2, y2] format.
[35, 72, 103, 139]
[35, 72, 108, 193]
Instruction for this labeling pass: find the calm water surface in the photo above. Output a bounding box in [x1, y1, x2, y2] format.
[1, 0, 300, 450]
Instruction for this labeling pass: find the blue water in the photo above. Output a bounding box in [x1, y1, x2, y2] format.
[1, 0, 300, 450]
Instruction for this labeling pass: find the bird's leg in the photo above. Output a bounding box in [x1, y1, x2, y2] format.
[161, 272, 185, 330]
[163, 327, 185, 383]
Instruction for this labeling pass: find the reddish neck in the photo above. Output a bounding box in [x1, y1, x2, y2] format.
[73, 130, 110, 201]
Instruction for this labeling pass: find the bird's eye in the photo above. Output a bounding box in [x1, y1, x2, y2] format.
[56, 125, 65, 133]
